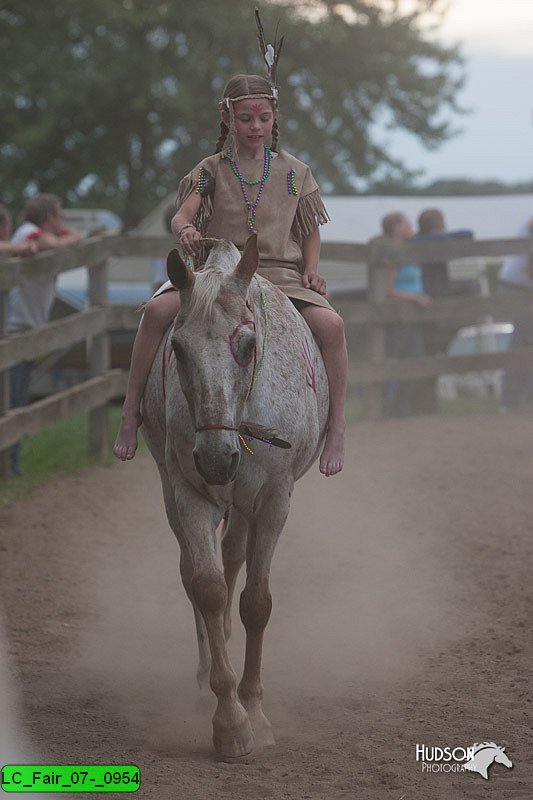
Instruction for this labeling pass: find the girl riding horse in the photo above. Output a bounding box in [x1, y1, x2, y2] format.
[113, 73, 347, 476]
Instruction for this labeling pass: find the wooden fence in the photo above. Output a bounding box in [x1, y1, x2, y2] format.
[1, 232, 533, 477]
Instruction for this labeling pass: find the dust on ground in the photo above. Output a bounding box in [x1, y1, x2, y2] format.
[0, 413, 532, 799]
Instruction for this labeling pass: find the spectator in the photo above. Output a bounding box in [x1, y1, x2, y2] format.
[414, 208, 475, 412]
[0, 203, 37, 257]
[373, 212, 431, 417]
[7, 194, 81, 475]
[150, 203, 176, 293]
[415, 208, 474, 298]
[498, 215, 533, 411]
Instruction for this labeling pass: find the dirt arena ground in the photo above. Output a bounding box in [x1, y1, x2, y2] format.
[0, 412, 532, 800]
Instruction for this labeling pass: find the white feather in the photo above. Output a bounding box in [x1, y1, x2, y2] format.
[265, 44, 275, 68]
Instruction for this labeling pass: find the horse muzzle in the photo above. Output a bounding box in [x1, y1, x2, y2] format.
[193, 429, 241, 485]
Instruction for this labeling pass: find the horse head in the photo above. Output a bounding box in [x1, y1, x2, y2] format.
[166, 234, 259, 485]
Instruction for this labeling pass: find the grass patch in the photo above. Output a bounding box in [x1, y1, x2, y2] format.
[0, 405, 141, 507]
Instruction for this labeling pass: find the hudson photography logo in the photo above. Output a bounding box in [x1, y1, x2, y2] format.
[416, 742, 513, 779]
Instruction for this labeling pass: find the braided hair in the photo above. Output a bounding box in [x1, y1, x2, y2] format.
[214, 74, 279, 154]
[214, 121, 230, 154]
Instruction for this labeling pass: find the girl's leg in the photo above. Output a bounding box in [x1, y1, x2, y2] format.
[113, 291, 181, 461]
[301, 306, 347, 477]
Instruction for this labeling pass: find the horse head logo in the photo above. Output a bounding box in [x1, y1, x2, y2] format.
[464, 742, 513, 779]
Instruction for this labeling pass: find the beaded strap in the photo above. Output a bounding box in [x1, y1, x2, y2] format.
[287, 169, 298, 196]
[195, 167, 208, 195]
[251, 275, 269, 390]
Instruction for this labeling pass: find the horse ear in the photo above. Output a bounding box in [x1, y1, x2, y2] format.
[234, 233, 259, 287]
[167, 249, 195, 292]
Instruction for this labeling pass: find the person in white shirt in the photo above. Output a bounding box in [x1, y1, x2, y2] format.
[0, 203, 37, 258]
[7, 194, 80, 475]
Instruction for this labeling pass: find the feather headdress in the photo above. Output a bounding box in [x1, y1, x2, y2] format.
[255, 7, 284, 99]
[217, 10, 285, 157]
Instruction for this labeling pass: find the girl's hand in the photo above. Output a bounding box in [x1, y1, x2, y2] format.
[302, 272, 327, 296]
[179, 225, 201, 256]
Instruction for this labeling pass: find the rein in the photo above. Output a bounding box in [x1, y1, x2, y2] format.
[195, 422, 290, 452]
[196, 424, 239, 433]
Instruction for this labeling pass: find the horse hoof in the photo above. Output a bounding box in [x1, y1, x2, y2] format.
[254, 725, 275, 748]
[249, 710, 275, 748]
[213, 717, 255, 759]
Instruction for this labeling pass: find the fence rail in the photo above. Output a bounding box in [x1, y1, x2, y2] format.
[1, 232, 532, 477]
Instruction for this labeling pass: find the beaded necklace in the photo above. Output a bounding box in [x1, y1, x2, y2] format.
[228, 145, 272, 232]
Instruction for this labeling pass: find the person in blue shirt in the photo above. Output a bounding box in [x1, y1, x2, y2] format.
[378, 212, 431, 417]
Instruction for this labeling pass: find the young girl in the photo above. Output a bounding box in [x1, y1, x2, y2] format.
[113, 74, 347, 476]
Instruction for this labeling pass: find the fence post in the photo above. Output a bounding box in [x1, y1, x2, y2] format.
[0, 291, 10, 478]
[364, 244, 388, 420]
[88, 260, 111, 461]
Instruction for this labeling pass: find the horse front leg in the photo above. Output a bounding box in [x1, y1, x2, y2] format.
[238, 486, 291, 747]
[221, 508, 248, 642]
[157, 468, 212, 696]
[179, 550, 211, 696]
[191, 562, 254, 757]
[175, 487, 254, 758]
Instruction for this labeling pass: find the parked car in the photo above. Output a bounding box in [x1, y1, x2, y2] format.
[62, 208, 122, 238]
[437, 322, 514, 400]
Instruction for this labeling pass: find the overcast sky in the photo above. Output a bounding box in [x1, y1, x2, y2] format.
[385, 0, 533, 184]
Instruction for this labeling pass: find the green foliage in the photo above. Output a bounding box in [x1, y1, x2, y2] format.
[0, 406, 140, 507]
[1, 0, 464, 225]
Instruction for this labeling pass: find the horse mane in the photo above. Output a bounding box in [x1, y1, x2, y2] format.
[187, 239, 242, 322]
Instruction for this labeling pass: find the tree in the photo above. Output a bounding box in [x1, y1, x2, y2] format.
[0, 0, 464, 226]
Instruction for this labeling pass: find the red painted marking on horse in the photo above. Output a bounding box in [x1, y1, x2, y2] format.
[302, 337, 317, 393]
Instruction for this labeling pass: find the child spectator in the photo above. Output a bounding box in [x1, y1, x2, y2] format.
[7, 194, 81, 475]
[0, 203, 37, 257]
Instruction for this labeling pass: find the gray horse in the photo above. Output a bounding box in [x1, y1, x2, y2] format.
[142, 234, 328, 758]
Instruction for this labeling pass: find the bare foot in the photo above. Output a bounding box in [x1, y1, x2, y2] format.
[113, 412, 142, 461]
[319, 427, 345, 477]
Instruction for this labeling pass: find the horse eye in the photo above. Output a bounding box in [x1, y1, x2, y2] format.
[229, 324, 255, 366]
[241, 337, 255, 356]
[232, 333, 253, 365]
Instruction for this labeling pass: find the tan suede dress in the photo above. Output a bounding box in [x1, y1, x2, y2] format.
[176, 149, 333, 310]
